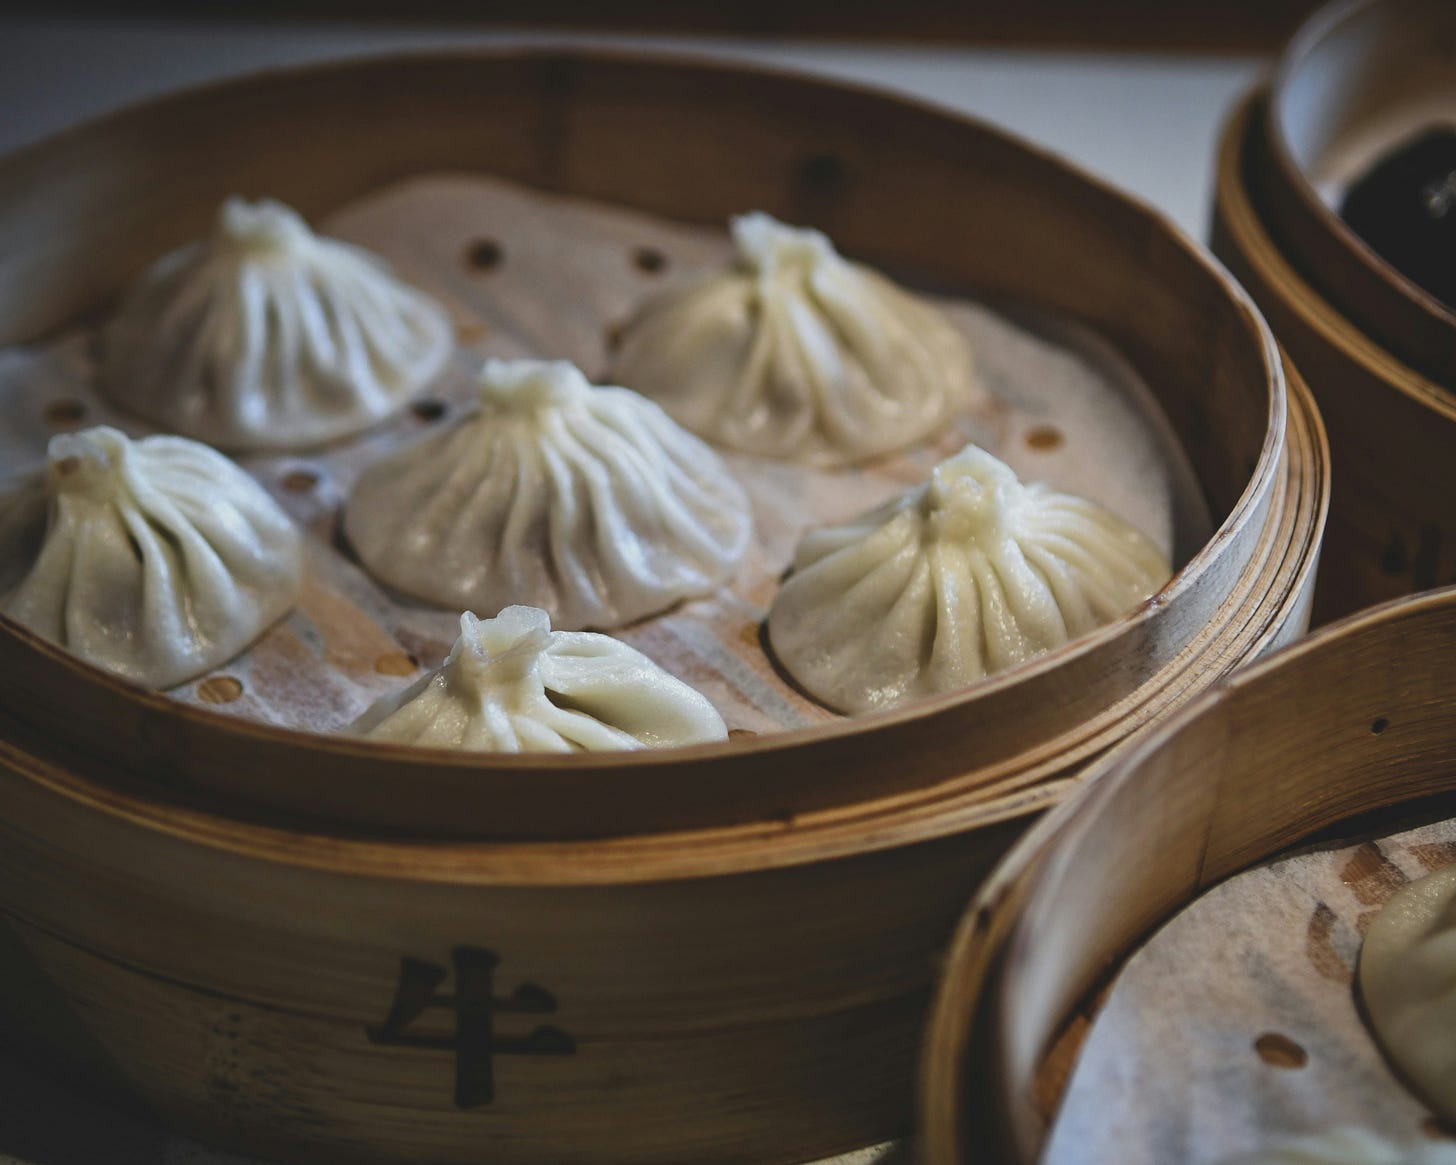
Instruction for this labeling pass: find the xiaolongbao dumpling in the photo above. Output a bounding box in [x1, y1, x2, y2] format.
[611, 211, 980, 467]
[1360, 865, 1456, 1121]
[766, 444, 1169, 713]
[101, 197, 453, 450]
[354, 605, 727, 751]
[344, 358, 752, 630]
[1216, 1127, 1456, 1164]
[0, 426, 302, 688]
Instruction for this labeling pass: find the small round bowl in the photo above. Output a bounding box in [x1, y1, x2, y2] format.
[1214, 87, 1456, 621]
[1257, 0, 1456, 387]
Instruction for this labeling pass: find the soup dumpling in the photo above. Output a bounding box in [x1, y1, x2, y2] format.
[611, 211, 981, 467]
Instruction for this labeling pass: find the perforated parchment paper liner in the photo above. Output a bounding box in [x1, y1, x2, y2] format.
[0, 172, 1205, 740]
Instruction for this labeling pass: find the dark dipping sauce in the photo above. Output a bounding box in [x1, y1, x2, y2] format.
[1340, 128, 1456, 310]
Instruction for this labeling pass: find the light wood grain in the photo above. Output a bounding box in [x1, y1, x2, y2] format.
[919, 586, 1456, 1165]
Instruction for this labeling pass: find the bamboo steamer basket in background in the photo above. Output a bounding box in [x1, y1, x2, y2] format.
[1213, 88, 1455, 622]
[1256, 0, 1456, 387]
[919, 585, 1456, 1165]
[0, 51, 1325, 1165]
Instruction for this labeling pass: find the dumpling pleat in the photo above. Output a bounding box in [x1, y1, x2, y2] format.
[612, 212, 978, 466]
[100, 198, 451, 449]
[355, 608, 726, 753]
[0, 427, 302, 688]
[344, 361, 750, 630]
[768, 443, 1169, 712]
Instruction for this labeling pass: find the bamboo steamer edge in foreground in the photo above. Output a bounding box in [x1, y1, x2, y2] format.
[0, 49, 1325, 1165]
[918, 586, 1456, 1165]
[1212, 87, 1456, 620]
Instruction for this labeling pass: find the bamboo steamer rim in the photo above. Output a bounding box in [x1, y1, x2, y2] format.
[1265, 0, 1456, 374]
[1228, 86, 1456, 422]
[0, 360, 1324, 883]
[0, 719, 1076, 886]
[917, 584, 1456, 1165]
[0, 47, 1294, 838]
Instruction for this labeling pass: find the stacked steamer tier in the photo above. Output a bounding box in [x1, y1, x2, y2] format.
[920, 586, 1456, 1164]
[1212, 0, 1456, 621]
[0, 52, 1324, 1165]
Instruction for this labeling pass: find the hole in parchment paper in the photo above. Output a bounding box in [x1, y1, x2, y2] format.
[411, 399, 448, 422]
[728, 728, 759, 740]
[1371, 717, 1390, 735]
[632, 246, 667, 275]
[464, 238, 503, 272]
[1025, 425, 1064, 451]
[197, 676, 244, 704]
[281, 469, 320, 493]
[1253, 1032, 1307, 1068]
[43, 399, 87, 427]
[374, 652, 418, 677]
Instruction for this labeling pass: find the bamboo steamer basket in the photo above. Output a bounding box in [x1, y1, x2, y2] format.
[0, 50, 1325, 1165]
[1256, 0, 1456, 387]
[919, 584, 1456, 1165]
[1213, 88, 1456, 622]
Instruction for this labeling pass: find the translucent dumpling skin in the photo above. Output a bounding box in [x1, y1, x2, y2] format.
[766, 444, 1170, 713]
[344, 358, 752, 630]
[611, 212, 981, 468]
[101, 197, 453, 450]
[1360, 865, 1456, 1123]
[0, 426, 302, 688]
[354, 605, 727, 752]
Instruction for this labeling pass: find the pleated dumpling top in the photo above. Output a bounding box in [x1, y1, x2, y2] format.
[344, 358, 752, 630]
[611, 211, 980, 467]
[102, 197, 453, 450]
[767, 444, 1170, 713]
[354, 606, 727, 752]
[0, 426, 302, 687]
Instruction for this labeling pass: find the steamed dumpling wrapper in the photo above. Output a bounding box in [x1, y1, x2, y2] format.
[0, 426, 302, 688]
[102, 197, 453, 450]
[354, 605, 727, 752]
[767, 444, 1170, 713]
[611, 211, 983, 467]
[344, 358, 752, 630]
[1359, 865, 1456, 1123]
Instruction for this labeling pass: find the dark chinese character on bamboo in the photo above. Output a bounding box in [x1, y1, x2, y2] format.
[367, 947, 575, 1107]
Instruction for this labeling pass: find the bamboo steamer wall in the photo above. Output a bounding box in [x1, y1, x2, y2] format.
[919, 586, 1456, 1165]
[1212, 89, 1456, 621]
[0, 51, 1326, 1165]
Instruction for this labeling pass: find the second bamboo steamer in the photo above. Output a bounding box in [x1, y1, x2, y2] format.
[1213, 88, 1456, 621]
[0, 50, 1326, 1165]
[920, 586, 1456, 1165]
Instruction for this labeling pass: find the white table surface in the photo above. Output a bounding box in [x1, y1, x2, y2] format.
[0, 16, 1265, 1165]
